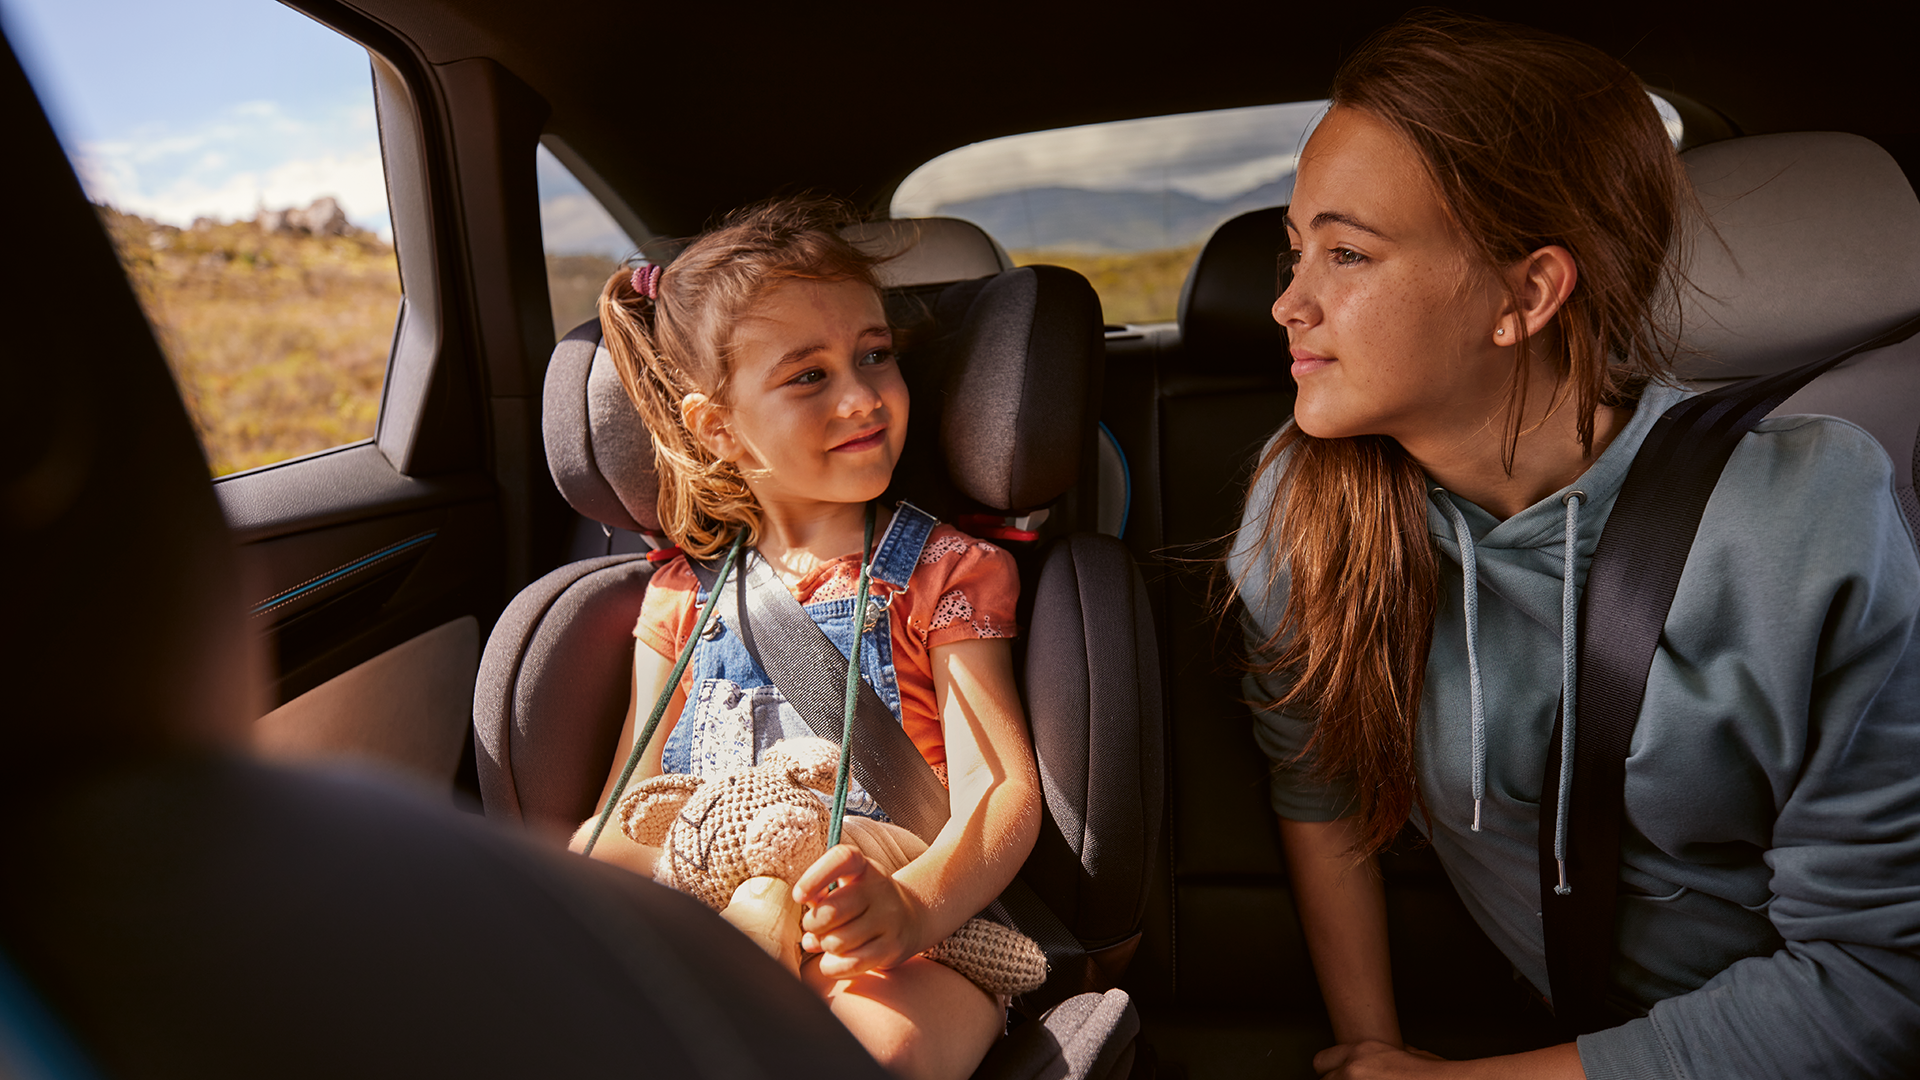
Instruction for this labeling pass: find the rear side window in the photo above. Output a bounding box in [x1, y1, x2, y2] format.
[893, 102, 1329, 326]
[6, 0, 398, 477]
[537, 141, 643, 342]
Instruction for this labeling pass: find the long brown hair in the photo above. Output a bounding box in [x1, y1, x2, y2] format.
[1243, 12, 1693, 853]
[598, 197, 885, 558]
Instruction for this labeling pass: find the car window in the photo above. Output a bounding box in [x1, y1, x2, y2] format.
[893, 102, 1329, 326]
[894, 94, 1684, 327]
[537, 141, 642, 342]
[4, 0, 398, 478]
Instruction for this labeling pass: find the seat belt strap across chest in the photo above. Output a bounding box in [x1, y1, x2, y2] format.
[1539, 310, 1920, 1034]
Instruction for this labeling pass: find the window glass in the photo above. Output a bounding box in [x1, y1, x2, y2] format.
[4, 0, 398, 477]
[893, 102, 1328, 325]
[895, 92, 1683, 326]
[537, 143, 641, 341]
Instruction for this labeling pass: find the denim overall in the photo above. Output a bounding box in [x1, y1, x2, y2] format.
[661, 503, 938, 821]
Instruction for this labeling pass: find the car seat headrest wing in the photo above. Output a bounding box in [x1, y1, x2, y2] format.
[1676, 132, 1920, 379]
[1176, 206, 1291, 379]
[542, 319, 661, 534]
[937, 265, 1103, 512]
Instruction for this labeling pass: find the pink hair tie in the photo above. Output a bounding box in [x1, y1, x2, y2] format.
[631, 263, 662, 300]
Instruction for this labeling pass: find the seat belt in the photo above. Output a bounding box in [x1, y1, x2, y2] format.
[691, 545, 1099, 1013]
[1539, 311, 1920, 1034]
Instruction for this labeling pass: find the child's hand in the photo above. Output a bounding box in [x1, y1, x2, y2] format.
[792, 844, 927, 977]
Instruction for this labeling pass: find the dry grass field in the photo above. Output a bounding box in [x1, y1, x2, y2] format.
[100, 205, 400, 477]
[547, 253, 622, 341]
[1009, 243, 1203, 326]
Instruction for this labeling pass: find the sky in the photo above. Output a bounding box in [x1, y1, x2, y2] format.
[3, 0, 391, 234]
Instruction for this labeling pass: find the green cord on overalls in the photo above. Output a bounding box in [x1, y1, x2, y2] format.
[581, 529, 746, 856]
[827, 501, 877, 849]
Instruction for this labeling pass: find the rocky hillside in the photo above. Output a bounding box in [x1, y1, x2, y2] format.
[99, 200, 400, 476]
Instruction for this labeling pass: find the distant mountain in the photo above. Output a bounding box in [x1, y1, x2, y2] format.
[932, 175, 1294, 253]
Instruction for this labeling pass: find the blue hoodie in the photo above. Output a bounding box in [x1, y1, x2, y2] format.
[1229, 380, 1920, 1079]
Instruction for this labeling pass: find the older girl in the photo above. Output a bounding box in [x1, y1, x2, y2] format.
[1229, 15, 1920, 1080]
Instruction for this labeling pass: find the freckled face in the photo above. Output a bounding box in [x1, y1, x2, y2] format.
[1274, 106, 1510, 447]
[715, 278, 907, 513]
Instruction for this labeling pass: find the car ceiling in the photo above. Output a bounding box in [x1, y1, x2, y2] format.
[335, 0, 1916, 237]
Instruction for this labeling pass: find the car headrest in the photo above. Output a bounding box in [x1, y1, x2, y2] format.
[542, 264, 1102, 533]
[843, 217, 1014, 288]
[1676, 132, 1920, 378]
[1175, 206, 1290, 379]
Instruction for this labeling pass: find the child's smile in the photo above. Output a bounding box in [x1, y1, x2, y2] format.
[700, 278, 908, 520]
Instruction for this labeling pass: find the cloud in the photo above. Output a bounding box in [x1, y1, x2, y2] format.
[71, 97, 392, 236]
[892, 100, 1327, 216]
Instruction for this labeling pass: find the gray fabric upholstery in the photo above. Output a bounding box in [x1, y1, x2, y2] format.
[1677, 132, 1920, 542]
[1022, 533, 1164, 950]
[476, 554, 655, 829]
[941, 266, 1104, 512]
[973, 990, 1139, 1080]
[542, 321, 660, 534]
[1677, 132, 1920, 378]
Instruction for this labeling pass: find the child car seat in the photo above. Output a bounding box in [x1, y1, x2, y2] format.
[473, 224, 1164, 1078]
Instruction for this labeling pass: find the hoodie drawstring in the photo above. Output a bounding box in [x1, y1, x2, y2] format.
[1554, 491, 1584, 895]
[1436, 488, 1585, 893]
[1436, 494, 1488, 833]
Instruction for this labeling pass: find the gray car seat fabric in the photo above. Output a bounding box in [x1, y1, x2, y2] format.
[0, 27, 890, 1080]
[1674, 131, 1920, 541]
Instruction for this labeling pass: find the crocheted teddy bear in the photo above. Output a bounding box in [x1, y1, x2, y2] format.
[617, 736, 1047, 996]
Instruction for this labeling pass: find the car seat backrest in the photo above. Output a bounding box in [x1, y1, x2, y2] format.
[1676, 131, 1920, 540]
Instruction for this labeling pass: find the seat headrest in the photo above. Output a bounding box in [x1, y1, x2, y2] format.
[842, 218, 1014, 288]
[1676, 132, 1920, 378]
[1175, 206, 1290, 377]
[542, 264, 1101, 532]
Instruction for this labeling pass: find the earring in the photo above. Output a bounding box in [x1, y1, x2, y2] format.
[1495, 328, 1506, 337]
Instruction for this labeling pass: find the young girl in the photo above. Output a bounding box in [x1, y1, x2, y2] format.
[570, 200, 1040, 1080]
[1229, 14, 1920, 1080]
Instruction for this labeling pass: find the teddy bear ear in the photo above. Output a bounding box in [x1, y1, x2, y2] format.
[766, 737, 840, 793]
[618, 773, 703, 847]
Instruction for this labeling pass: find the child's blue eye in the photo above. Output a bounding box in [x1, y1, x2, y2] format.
[789, 368, 826, 386]
[861, 347, 897, 367]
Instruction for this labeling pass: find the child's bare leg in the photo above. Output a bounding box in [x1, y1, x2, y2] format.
[802, 954, 1002, 1080]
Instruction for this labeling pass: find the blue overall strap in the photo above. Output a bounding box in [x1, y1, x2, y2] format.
[1538, 309, 1920, 1035]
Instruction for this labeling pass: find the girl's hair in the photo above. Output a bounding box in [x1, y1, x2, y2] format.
[598, 197, 885, 558]
[1243, 13, 1695, 853]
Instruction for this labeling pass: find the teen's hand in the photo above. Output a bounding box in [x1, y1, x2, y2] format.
[793, 843, 927, 977]
[1315, 1042, 1447, 1077]
[1315, 1042, 1584, 1079]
